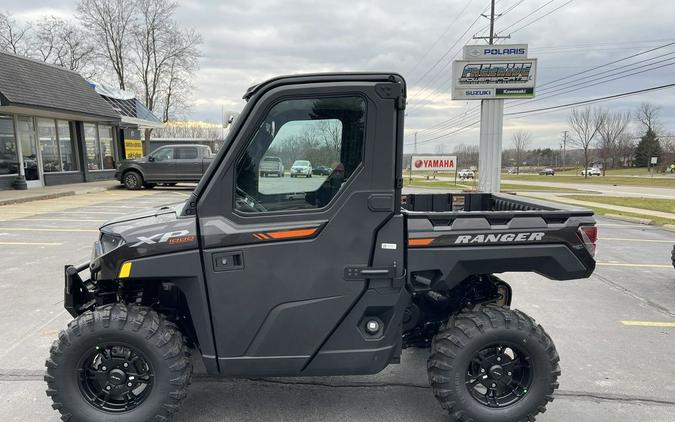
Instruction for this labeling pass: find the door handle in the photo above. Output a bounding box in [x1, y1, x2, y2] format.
[212, 251, 244, 272]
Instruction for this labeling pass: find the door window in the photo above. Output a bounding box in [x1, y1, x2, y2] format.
[152, 147, 174, 161]
[17, 116, 39, 180]
[235, 96, 366, 213]
[99, 125, 115, 169]
[57, 121, 78, 171]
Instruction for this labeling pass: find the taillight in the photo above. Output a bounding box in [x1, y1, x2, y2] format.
[578, 225, 598, 256]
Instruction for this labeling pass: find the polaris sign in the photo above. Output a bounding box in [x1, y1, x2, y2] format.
[452, 44, 537, 100]
[463, 44, 528, 59]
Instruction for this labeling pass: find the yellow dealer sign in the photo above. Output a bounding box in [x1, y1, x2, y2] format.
[124, 139, 143, 159]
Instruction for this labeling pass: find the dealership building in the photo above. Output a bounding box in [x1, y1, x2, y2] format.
[0, 51, 160, 190]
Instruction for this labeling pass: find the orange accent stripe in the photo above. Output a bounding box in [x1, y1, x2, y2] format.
[253, 234, 265, 240]
[266, 228, 318, 239]
[408, 238, 434, 247]
[258, 233, 271, 239]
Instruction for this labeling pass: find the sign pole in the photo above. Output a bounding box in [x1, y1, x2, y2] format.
[478, 99, 504, 192]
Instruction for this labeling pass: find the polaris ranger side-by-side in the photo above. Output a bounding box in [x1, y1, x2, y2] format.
[46, 73, 597, 422]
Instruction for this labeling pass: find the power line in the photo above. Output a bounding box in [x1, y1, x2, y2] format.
[407, 81, 675, 147]
[411, 41, 675, 138]
[509, 0, 575, 34]
[404, 0, 477, 77]
[497, 0, 557, 33]
[505, 82, 675, 116]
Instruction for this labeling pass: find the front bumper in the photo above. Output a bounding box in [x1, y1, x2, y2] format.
[64, 262, 94, 318]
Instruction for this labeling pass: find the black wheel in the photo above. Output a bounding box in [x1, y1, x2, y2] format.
[143, 182, 156, 189]
[45, 304, 192, 422]
[428, 305, 560, 422]
[123, 171, 143, 190]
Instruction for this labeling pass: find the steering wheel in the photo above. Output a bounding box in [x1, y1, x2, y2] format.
[235, 187, 267, 212]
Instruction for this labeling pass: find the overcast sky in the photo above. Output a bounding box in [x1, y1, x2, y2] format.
[6, 0, 675, 152]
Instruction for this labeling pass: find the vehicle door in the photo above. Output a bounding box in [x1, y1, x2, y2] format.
[173, 146, 202, 181]
[144, 146, 175, 181]
[196, 77, 405, 376]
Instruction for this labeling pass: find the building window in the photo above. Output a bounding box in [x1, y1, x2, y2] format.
[0, 115, 18, 177]
[37, 118, 61, 172]
[99, 125, 115, 169]
[84, 123, 101, 170]
[58, 121, 78, 171]
[85, 123, 116, 171]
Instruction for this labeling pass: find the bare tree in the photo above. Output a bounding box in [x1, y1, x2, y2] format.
[31, 16, 96, 75]
[0, 12, 30, 54]
[511, 130, 532, 175]
[597, 110, 630, 174]
[635, 102, 662, 136]
[131, 0, 201, 150]
[568, 107, 606, 178]
[614, 133, 636, 168]
[77, 0, 136, 89]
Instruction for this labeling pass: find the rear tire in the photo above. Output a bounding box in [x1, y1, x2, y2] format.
[45, 304, 192, 422]
[428, 304, 560, 422]
[123, 171, 143, 190]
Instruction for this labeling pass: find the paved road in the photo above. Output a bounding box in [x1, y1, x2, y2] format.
[0, 187, 673, 421]
[500, 178, 675, 199]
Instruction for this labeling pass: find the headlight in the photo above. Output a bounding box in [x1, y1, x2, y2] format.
[100, 232, 125, 253]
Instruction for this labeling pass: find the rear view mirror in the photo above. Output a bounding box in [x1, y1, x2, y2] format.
[148, 156, 155, 162]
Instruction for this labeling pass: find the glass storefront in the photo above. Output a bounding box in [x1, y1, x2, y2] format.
[0, 115, 18, 176]
[0, 114, 118, 187]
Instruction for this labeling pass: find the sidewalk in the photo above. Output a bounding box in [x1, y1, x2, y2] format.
[0, 180, 121, 206]
[521, 192, 675, 220]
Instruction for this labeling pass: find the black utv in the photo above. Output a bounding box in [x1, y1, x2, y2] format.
[46, 73, 597, 422]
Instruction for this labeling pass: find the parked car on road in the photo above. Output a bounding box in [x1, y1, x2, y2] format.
[115, 144, 214, 189]
[260, 156, 284, 177]
[290, 160, 312, 177]
[312, 165, 332, 176]
[458, 168, 475, 179]
[581, 167, 601, 176]
[539, 168, 555, 176]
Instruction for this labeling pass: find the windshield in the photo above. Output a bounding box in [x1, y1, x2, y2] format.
[293, 160, 310, 166]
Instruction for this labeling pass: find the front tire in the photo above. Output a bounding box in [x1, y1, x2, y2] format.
[45, 304, 192, 422]
[123, 171, 143, 190]
[428, 305, 560, 422]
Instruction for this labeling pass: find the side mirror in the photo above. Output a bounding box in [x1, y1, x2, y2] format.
[148, 156, 155, 162]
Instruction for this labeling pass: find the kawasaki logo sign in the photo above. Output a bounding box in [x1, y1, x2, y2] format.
[411, 155, 457, 171]
[455, 232, 545, 244]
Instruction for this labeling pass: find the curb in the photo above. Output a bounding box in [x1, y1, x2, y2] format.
[0, 185, 120, 206]
[663, 224, 675, 232]
[603, 213, 654, 225]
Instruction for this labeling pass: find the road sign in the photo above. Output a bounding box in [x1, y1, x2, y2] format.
[451, 58, 537, 100]
[463, 44, 528, 59]
[651, 156, 658, 164]
[411, 155, 457, 171]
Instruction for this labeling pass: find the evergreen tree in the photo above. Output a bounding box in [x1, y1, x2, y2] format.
[634, 129, 662, 167]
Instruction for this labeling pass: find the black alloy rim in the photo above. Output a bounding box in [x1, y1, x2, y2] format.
[465, 343, 533, 408]
[77, 343, 154, 412]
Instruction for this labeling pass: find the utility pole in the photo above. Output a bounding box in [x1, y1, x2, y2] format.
[562, 130, 568, 168]
[475, 0, 510, 193]
[414, 131, 418, 154]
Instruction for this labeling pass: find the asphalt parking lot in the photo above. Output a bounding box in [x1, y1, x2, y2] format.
[0, 186, 673, 421]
